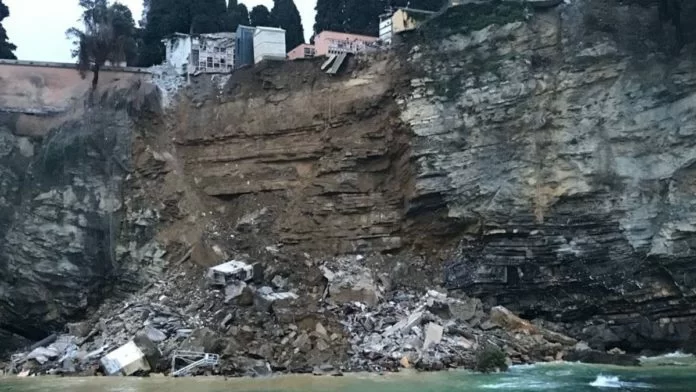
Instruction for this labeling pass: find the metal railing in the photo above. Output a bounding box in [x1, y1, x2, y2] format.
[171, 351, 220, 377]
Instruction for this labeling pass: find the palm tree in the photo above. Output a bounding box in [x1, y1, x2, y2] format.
[67, 0, 136, 89]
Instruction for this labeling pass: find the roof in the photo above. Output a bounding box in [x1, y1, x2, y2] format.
[315, 30, 379, 41]
[200, 32, 236, 39]
[397, 7, 437, 15]
[211, 260, 252, 274]
[254, 26, 286, 33]
[236, 25, 256, 32]
[162, 32, 236, 41]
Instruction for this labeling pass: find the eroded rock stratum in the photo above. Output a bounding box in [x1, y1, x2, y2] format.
[2, 0, 696, 362]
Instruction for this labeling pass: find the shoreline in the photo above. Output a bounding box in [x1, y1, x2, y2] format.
[3, 357, 695, 380]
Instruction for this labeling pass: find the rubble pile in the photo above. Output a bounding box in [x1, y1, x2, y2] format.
[4, 255, 590, 378]
[341, 289, 578, 372]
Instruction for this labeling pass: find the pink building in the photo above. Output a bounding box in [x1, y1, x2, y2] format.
[287, 31, 379, 60]
[287, 43, 316, 60]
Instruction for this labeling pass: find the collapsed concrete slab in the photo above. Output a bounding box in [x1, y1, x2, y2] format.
[423, 323, 443, 350]
[100, 341, 152, 376]
[206, 260, 253, 286]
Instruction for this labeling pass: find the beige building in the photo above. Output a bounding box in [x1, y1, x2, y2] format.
[379, 8, 436, 45]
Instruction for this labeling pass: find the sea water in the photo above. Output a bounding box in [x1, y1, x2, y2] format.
[1, 359, 695, 392]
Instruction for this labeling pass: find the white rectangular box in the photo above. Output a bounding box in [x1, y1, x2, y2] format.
[253, 26, 287, 64]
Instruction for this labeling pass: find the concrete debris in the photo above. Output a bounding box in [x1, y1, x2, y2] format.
[224, 281, 248, 302]
[207, 260, 254, 286]
[6, 257, 579, 377]
[26, 347, 59, 365]
[323, 256, 380, 307]
[144, 326, 168, 343]
[342, 289, 578, 372]
[101, 341, 151, 376]
[423, 323, 444, 350]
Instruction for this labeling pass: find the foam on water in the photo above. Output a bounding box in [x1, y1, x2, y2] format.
[482, 379, 561, 390]
[590, 375, 654, 389]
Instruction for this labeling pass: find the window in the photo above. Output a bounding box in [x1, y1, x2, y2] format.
[207, 57, 213, 68]
[220, 58, 226, 65]
[304, 47, 315, 57]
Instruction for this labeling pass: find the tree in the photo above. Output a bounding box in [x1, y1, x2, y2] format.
[0, 0, 16, 59]
[314, 0, 346, 35]
[138, 0, 233, 66]
[249, 4, 272, 27]
[270, 0, 304, 51]
[109, 3, 138, 65]
[313, 0, 446, 37]
[190, 0, 227, 33]
[67, 0, 137, 89]
[224, 0, 250, 31]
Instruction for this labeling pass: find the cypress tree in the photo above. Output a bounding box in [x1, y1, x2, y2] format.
[0, 0, 16, 59]
[139, 0, 230, 66]
[314, 0, 345, 34]
[225, 1, 250, 31]
[249, 5, 272, 27]
[270, 0, 304, 51]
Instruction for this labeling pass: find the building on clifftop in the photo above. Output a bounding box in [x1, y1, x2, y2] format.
[379, 7, 437, 46]
[288, 31, 379, 60]
[162, 32, 236, 75]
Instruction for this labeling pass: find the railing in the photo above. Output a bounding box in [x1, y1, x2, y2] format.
[171, 351, 220, 377]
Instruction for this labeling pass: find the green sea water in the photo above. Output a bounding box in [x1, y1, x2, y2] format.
[1, 360, 695, 392]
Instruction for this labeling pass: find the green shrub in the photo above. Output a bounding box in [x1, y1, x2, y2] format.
[475, 344, 509, 373]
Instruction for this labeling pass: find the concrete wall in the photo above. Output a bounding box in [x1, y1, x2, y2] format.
[313, 31, 379, 57]
[254, 27, 287, 63]
[392, 9, 435, 34]
[287, 44, 316, 60]
[164, 36, 193, 75]
[0, 60, 148, 136]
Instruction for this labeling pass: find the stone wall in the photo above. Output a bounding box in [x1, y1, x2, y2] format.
[0, 61, 149, 136]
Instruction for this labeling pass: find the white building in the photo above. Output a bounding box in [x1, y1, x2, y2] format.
[253, 26, 287, 64]
[162, 32, 236, 75]
[379, 13, 394, 45]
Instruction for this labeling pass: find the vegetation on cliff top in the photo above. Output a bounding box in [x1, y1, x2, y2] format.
[420, 0, 528, 40]
[138, 0, 304, 66]
[0, 0, 16, 59]
[67, 0, 138, 89]
[313, 0, 447, 37]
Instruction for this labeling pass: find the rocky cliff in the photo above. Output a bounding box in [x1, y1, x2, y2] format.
[2, 0, 696, 368]
[402, 0, 696, 353]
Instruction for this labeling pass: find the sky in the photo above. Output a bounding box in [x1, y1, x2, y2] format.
[4, 0, 317, 62]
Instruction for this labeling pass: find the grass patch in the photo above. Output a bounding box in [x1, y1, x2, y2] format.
[420, 0, 529, 40]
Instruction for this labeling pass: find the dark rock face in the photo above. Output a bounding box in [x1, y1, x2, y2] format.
[400, 2, 696, 352]
[0, 82, 162, 349]
[0, 111, 131, 340]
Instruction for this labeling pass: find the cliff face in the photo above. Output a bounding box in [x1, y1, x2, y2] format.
[3, 0, 696, 358]
[0, 79, 164, 350]
[402, 1, 696, 352]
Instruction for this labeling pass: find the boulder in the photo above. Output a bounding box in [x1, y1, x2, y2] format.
[322, 260, 380, 307]
[490, 306, 535, 333]
[67, 322, 92, 338]
[144, 326, 167, 343]
[564, 349, 640, 366]
[490, 306, 576, 346]
[225, 281, 247, 302]
[180, 328, 221, 353]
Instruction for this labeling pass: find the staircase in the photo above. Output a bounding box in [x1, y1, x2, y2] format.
[171, 351, 220, 377]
